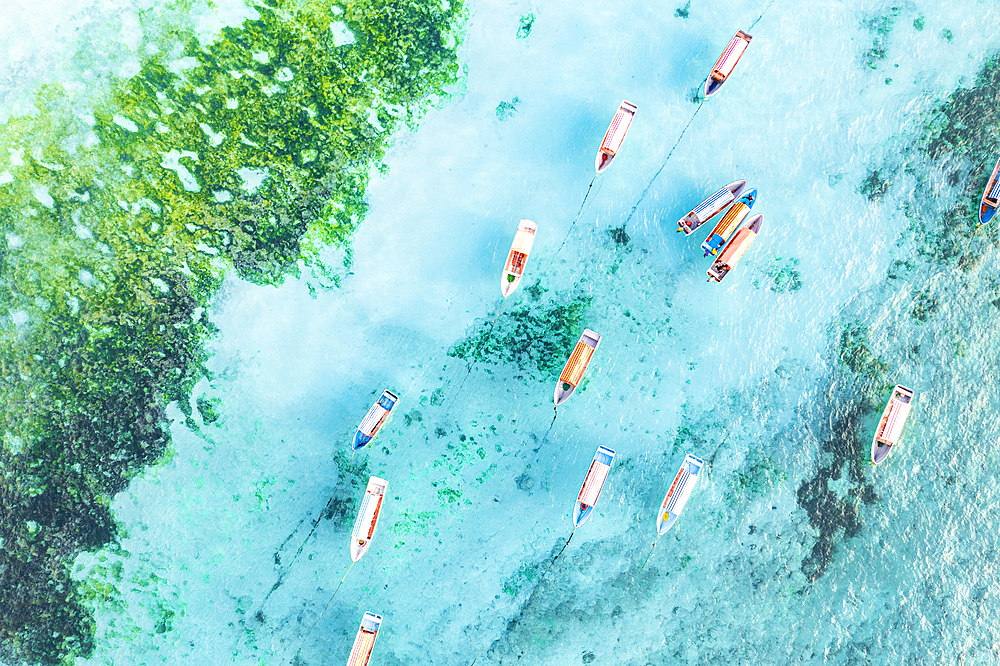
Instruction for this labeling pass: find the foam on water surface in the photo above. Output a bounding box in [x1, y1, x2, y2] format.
[3, 0, 1000, 664]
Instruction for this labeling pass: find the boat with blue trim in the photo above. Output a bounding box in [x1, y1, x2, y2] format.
[978, 157, 1000, 226]
[705, 30, 752, 97]
[573, 445, 616, 528]
[677, 180, 747, 236]
[707, 214, 763, 282]
[346, 611, 383, 666]
[701, 189, 756, 256]
[352, 389, 398, 451]
[656, 454, 703, 535]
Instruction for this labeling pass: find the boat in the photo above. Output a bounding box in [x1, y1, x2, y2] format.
[350, 476, 388, 562]
[501, 219, 538, 298]
[346, 611, 383, 666]
[677, 180, 747, 235]
[352, 389, 398, 451]
[554, 329, 601, 407]
[979, 157, 1000, 226]
[573, 445, 616, 528]
[595, 100, 638, 174]
[871, 385, 914, 465]
[706, 214, 763, 282]
[656, 454, 703, 535]
[701, 188, 756, 256]
[704, 30, 752, 97]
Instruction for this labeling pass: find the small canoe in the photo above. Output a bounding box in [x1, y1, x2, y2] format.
[704, 30, 752, 97]
[554, 329, 601, 407]
[656, 453, 704, 535]
[501, 219, 538, 298]
[707, 214, 763, 283]
[701, 188, 756, 256]
[346, 611, 383, 666]
[573, 445, 616, 528]
[350, 476, 388, 563]
[677, 180, 747, 236]
[352, 389, 398, 451]
[979, 157, 1000, 226]
[595, 100, 638, 174]
[871, 385, 914, 465]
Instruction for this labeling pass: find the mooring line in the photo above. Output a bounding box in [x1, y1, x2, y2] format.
[288, 561, 356, 663]
[749, 0, 775, 29]
[622, 102, 705, 231]
[637, 539, 659, 571]
[555, 174, 599, 255]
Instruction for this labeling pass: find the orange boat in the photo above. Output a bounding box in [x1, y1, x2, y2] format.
[595, 101, 638, 174]
[346, 612, 382, 666]
[701, 189, 756, 256]
[554, 329, 601, 406]
[707, 214, 763, 282]
[705, 30, 752, 97]
[501, 219, 537, 298]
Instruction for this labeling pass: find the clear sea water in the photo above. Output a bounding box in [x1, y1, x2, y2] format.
[4, 0, 1000, 664]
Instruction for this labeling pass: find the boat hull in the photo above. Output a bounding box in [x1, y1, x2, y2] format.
[677, 180, 747, 236]
[501, 219, 537, 298]
[346, 612, 382, 666]
[352, 390, 398, 451]
[707, 214, 763, 283]
[350, 477, 389, 563]
[702, 189, 756, 256]
[595, 100, 638, 174]
[978, 156, 1000, 226]
[573, 445, 616, 528]
[871, 385, 914, 465]
[704, 30, 752, 97]
[656, 454, 704, 535]
[554, 329, 601, 407]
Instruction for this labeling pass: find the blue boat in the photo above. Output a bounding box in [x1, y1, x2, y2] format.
[701, 189, 756, 256]
[573, 445, 615, 528]
[352, 389, 398, 451]
[979, 157, 1000, 226]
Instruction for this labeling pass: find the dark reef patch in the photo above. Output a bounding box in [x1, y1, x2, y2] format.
[448, 288, 592, 380]
[0, 0, 466, 662]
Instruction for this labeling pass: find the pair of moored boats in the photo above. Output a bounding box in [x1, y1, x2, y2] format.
[677, 180, 764, 282]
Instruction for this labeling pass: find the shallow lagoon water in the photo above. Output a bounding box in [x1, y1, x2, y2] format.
[4, 0, 1000, 664]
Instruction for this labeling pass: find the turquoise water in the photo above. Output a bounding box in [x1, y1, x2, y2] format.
[3, 0, 1000, 664]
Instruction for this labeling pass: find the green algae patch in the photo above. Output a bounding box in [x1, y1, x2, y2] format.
[725, 451, 786, 506]
[448, 288, 592, 381]
[753, 256, 802, 293]
[517, 14, 535, 39]
[0, 0, 467, 663]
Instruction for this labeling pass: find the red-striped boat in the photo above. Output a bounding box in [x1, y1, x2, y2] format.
[573, 445, 616, 528]
[704, 30, 752, 97]
[346, 612, 382, 666]
[595, 100, 638, 174]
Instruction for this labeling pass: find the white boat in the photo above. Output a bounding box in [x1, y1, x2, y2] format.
[704, 30, 752, 97]
[554, 329, 601, 407]
[573, 445, 616, 528]
[352, 389, 398, 451]
[656, 454, 703, 535]
[595, 100, 638, 174]
[677, 180, 747, 235]
[501, 219, 537, 298]
[871, 385, 914, 465]
[346, 611, 382, 666]
[707, 214, 763, 283]
[350, 477, 388, 563]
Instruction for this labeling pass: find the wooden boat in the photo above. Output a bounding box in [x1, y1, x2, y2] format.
[501, 219, 537, 298]
[677, 180, 747, 235]
[979, 157, 1000, 226]
[352, 389, 398, 451]
[554, 329, 601, 407]
[707, 214, 763, 283]
[871, 385, 914, 465]
[701, 188, 756, 256]
[656, 454, 704, 535]
[573, 445, 616, 528]
[704, 30, 752, 97]
[350, 476, 388, 563]
[595, 100, 638, 174]
[346, 611, 382, 666]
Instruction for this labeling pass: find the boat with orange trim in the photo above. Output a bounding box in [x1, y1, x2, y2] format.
[573, 445, 616, 528]
[346, 611, 382, 666]
[704, 30, 752, 97]
[350, 477, 388, 563]
[677, 180, 747, 235]
[979, 157, 1000, 226]
[554, 329, 601, 407]
[707, 214, 762, 282]
[656, 454, 703, 535]
[701, 189, 756, 256]
[595, 101, 638, 174]
[352, 389, 397, 451]
[871, 385, 914, 465]
[501, 219, 537, 298]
